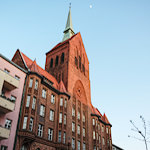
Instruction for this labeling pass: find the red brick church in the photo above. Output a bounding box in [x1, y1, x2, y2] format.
[12, 7, 112, 150]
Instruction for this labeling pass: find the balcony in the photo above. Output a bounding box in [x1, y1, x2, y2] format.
[0, 126, 10, 140]
[0, 69, 19, 91]
[0, 95, 15, 113]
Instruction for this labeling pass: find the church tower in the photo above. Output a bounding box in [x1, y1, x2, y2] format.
[45, 7, 91, 106]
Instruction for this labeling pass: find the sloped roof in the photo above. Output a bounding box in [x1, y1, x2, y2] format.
[20, 51, 58, 88]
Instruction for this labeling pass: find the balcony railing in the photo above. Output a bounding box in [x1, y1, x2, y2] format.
[0, 69, 19, 91]
[0, 126, 10, 140]
[0, 95, 15, 113]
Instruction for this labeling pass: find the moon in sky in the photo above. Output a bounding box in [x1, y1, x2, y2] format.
[90, 5, 93, 8]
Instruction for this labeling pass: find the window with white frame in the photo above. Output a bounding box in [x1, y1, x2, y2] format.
[42, 89, 46, 98]
[29, 78, 33, 88]
[94, 146, 96, 150]
[40, 105, 45, 117]
[51, 94, 55, 104]
[77, 125, 80, 135]
[77, 111, 80, 120]
[72, 107, 75, 117]
[58, 131, 61, 142]
[83, 128, 85, 137]
[102, 137, 105, 145]
[26, 95, 30, 107]
[11, 95, 16, 102]
[64, 99, 67, 108]
[63, 132, 66, 144]
[93, 131, 96, 140]
[96, 133, 98, 140]
[77, 141, 80, 150]
[32, 97, 36, 109]
[60, 97, 63, 106]
[64, 114, 67, 125]
[34, 80, 38, 90]
[48, 128, 53, 141]
[38, 124, 43, 137]
[83, 114, 85, 122]
[59, 113, 62, 123]
[22, 117, 27, 129]
[92, 118, 95, 126]
[50, 110, 54, 121]
[5, 119, 12, 129]
[83, 143, 86, 150]
[72, 138, 75, 149]
[72, 122, 75, 132]
[99, 135, 101, 144]
[106, 127, 109, 134]
[29, 118, 33, 131]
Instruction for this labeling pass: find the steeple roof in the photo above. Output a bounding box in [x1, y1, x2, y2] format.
[62, 7, 75, 41]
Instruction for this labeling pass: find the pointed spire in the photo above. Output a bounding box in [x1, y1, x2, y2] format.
[62, 5, 75, 41]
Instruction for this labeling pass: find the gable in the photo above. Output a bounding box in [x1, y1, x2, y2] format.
[12, 50, 27, 70]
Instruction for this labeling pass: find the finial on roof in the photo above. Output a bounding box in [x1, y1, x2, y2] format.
[62, 5, 75, 41]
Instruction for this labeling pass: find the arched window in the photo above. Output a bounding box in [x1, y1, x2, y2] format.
[79, 56, 81, 69]
[75, 57, 78, 67]
[61, 53, 65, 64]
[50, 58, 53, 68]
[20, 145, 27, 150]
[55, 56, 59, 66]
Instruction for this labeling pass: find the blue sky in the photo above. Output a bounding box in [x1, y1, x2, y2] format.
[0, 0, 150, 150]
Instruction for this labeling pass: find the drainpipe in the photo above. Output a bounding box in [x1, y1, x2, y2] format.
[13, 74, 28, 150]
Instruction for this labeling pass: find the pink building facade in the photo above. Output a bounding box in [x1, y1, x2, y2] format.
[0, 54, 27, 150]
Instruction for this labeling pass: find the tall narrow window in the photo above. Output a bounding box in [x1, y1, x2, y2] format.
[22, 117, 27, 129]
[77, 111, 80, 120]
[38, 124, 43, 137]
[29, 78, 33, 88]
[40, 105, 45, 117]
[61, 52, 65, 64]
[72, 107, 75, 117]
[50, 110, 54, 121]
[77, 125, 80, 135]
[48, 128, 53, 141]
[77, 141, 80, 150]
[83, 128, 85, 137]
[102, 137, 105, 145]
[93, 131, 96, 140]
[35, 80, 38, 90]
[72, 138, 75, 149]
[72, 122, 75, 132]
[32, 97, 36, 110]
[29, 118, 33, 131]
[51, 94, 55, 104]
[75, 57, 78, 67]
[63, 132, 66, 144]
[5, 119, 12, 129]
[55, 56, 59, 66]
[42, 89, 46, 99]
[106, 127, 109, 134]
[99, 135, 101, 144]
[50, 58, 53, 68]
[1, 145, 8, 150]
[79, 56, 81, 69]
[64, 99, 67, 108]
[26, 95, 30, 107]
[64, 114, 67, 125]
[83, 143, 86, 150]
[83, 114, 85, 122]
[92, 118, 95, 126]
[102, 126, 104, 132]
[58, 131, 61, 142]
[60, 97, 63, 106]
[59, 113, 62, 123]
